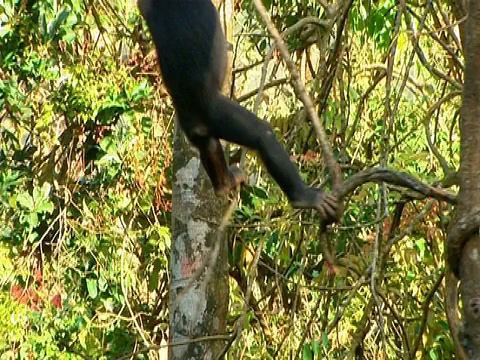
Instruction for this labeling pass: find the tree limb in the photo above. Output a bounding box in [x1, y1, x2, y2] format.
[336, 167, 457, 204]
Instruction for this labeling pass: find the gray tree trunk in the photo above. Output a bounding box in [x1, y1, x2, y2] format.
[169, 1, 234, 359]
[169, 128, 229, 359]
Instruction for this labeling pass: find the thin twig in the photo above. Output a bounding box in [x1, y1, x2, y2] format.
[252, 0, 342, 189]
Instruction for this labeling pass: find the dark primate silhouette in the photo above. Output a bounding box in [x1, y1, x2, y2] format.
[138, 0, 338, 221]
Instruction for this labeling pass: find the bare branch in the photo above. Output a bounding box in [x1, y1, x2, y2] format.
[336, 167, 457, 204]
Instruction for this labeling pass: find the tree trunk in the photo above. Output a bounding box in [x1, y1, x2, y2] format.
[448, 0, 480, 358]
[169, 1, 234, 359]
[169, 129, 229, 359]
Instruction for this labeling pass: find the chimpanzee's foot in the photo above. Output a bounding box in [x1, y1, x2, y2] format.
[228, 165, 245, 191]
[290, 188, 339, 223]
[214, 165, 245, 197]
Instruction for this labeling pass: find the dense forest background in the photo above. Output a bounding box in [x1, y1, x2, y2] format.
[0, 0, 467, 358]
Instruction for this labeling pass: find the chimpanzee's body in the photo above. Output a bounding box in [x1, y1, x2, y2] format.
[138, 0, 338, 220]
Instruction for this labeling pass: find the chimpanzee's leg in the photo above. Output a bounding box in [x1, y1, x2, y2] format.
[209, 95, 338, 221]
[188, 135, 245, 196]
[177, 111, 244, 196]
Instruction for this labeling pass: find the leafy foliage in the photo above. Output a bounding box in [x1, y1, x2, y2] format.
[1, 0, 170, 357]
[0, 0, 462, 358]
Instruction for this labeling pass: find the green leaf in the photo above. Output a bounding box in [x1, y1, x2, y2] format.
[102, 298, 115, 312]
[17, 192, 35, 211]
[96, 102, 127, 124]
[322, 332, 330, 349]
[98, 276, 108, 292]
[82, 199, 95, 220]
[99, 136, 117, 155]
[0, 24, 11, 38]
[48, 9, 70, 38]
[37, 201, 54, 214]
[302, 343, 313, 360]
[40, 182, 52, 198]
[148, 258, 162, 292]
[86, 279, 98, 299]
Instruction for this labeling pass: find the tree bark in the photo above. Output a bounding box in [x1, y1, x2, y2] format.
[169, 130, 229, 359]
[169, 1, 234, 359]
[447, 0, 480, 357]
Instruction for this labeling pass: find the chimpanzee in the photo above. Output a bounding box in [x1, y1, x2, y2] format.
[138, 0, 338, 221]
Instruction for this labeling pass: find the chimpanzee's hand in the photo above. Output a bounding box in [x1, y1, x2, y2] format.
[291, 188, 339, 224]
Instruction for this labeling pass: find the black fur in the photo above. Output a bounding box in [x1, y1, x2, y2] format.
[138, 0, 338, 221]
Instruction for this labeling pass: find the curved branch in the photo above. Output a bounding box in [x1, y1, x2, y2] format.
[335, 167, 457, 204]
[447, 208, 480, 276]
[282, 16, 331, 37]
